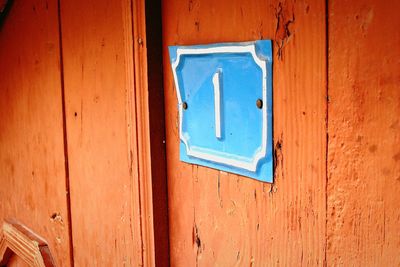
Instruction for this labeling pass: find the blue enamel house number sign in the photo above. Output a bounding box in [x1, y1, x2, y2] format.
[169, 40, 273, 183]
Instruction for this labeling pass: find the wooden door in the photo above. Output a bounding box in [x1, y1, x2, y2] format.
[162, 0, 327, 265]
[1, 0, 167, 265]
[0, 1, 73, 266]
[59, 0, 157, 265]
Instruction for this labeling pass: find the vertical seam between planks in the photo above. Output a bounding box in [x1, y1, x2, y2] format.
[324, 0, 329, 266]
[144, 0, 170, 264]
[131, 0, 147, 265]
[56, 1, 75, 266]
[125, 0, 148, 265]
[130, 0, 145, 265]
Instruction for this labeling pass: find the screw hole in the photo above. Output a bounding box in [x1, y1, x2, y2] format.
[182, 102, 188, 110]
[256, 99, 263, 109]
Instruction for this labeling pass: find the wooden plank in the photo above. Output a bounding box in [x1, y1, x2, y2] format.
[59, 0, 143, 265]
[327, 1, 400, 266]
[162, 0, 327, 265]
[0, 1, 72, 266]
[132, 0, 157, 265]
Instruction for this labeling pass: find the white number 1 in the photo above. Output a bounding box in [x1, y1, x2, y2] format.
[212, 69, 222, 139]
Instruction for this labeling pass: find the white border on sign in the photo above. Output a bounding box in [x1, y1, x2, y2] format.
[171, 44, 268, 172]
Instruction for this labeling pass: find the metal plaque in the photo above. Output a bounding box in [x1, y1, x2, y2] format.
[169, 40, 273, 182]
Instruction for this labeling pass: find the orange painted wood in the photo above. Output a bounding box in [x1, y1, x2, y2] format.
[162, 0, 327, 265]
[132, 0, 156, 265]
[59, 0, 144, 265]
[327, 1, 400, 266]
[7, 256, 30, 267]
[0, 220, 56, 266]
[0, 1, 72, 266]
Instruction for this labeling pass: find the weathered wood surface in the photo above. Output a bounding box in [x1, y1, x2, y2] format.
[59, 0, 146, 265]
[0, 1, 72, 266]
[327, 1, 400, 266]
[1, 0, 399, 265]
[162, 0, 327, 265]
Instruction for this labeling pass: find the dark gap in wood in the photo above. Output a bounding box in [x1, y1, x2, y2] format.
[145, 0, 170, 266]
[0, 0, 13, 30]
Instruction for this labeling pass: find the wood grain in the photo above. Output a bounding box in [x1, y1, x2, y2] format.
[0, 220, 56, 267]
[59, 0, 143, 265]
[327, 1, 400, 265]
[0, 1, 72, 266]
[162, 0, 327, 265]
